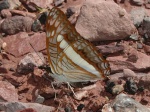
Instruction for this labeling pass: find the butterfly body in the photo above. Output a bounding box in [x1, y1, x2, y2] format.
[46, 7, 110, 82]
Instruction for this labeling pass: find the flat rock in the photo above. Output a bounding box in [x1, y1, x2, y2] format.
[1, 9, 12, 18]
[131, 0, 144, 6]
[19, 108, 37, 112]
[97, 44, 124, 55]
[9, 9, 36, 18]
[108, 48, 150, 72]
[19, 0, 53, 10]
[75, 0, 136, 41]
[139, 73, 150, 90]
[0, 0, 10, 11]
[1, 16, 34, 35]
[2, 32, 46, 57]
[123, 69, 137, 77]
[130, 8, 146, 27]
[0, 102, 55, 112]
[102, 93, 150, 112]
[142, 16, 150, 38]
[8, 0, 21, 9]
[17, 52, 45, 74]
[0, 81, 18, 102]
[54, 0, 64, 6]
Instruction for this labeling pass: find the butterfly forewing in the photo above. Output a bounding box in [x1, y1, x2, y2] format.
[46, 7, 111, 82]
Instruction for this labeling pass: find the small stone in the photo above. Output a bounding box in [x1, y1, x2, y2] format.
[143, 44, 150, 53]
[102, 93, 150, 112]
[145, 4, 150, 9]
[97, 44, 124, 55]
[0, 81, 18, 102]
[54, 0, 64, 6]
[74, 90, 88, 100]
[33, 68, 43, 82]
[0, 0, 10, 11]
[31, 19, 42, 32]
[77, 104, 85, 111]
[35, 95, 45, 104]
[129, 34, 139, 40]
[143, 16, 150, 38]
[39, 86, 57, 99]
[123, 69, 136, 78]
[38, 12, 47, 25]
[1, 9, 12, 18]
[19, 108, 37, 112]
[17, 52, 45, 74]
[130, 8, 146, 27]
[64, 105, 72, 112]
[82, 84, 97, 90]
[127, 54, 138, 63]
[147, 0, 150, 3]
[1, 16, 33, 35]
[66, 7, 76, 18]
[131, 0, 144, 6]
[137, 42, 143, 49]
[19, 0, 53, 9]
[105, 81, 115, 94]
[112, 84, 124, 95]
[2, 42, 7, 49]
[138, 86, 144, 92]
[0, 102, 56, 112]
[141, 97, 149, 105]
[124, 78, 138, 94]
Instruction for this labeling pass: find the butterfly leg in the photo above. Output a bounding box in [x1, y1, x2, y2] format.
[51, 81, 58, 100]
[66, 82, 77, 98]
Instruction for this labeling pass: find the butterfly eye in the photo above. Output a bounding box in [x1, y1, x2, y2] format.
[46, 7, 111, 82]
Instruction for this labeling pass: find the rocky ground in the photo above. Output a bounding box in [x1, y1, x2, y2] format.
[0, 0, 150, 112]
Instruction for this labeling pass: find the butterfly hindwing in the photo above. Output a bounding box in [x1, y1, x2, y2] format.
[46, 7, 110, 82]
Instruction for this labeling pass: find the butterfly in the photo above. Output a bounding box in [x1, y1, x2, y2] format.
[45, 7, 111, 83]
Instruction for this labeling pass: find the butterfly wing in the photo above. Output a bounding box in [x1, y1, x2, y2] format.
[46, 7, 110, 82]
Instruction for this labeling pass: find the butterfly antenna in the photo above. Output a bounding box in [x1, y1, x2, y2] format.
[29, 43, 45, 64]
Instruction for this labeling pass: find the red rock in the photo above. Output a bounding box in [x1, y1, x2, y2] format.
[145, 4, 150, 9]
[75, 0, 136, 41]
[33, 68, 43, 82]
[39, 85, 58, 99]
[102, 93, 150, 112]
[108, 48, 150, 72]
[123, 69, 136, 78]
[0, 38, 4, 49]
[143, 44, 150, 53]
[17, 52, 45, 74]
[0, 102, 56, 112]
[1, 9, 12, 18]
[8, 0, 21, 9]
[0, 0, 10, 10]
[0, 81, 18, 102]
[19, 108, 37, 112]
[112, 84, 124, 95]
[9, 9, 36, 19]
[54, 0, 65, 6]
[96, 44, 124, 55]
[139, 73, 150, 90]
[74, 90, 88, 100]
[19, 0, 53, 10]
[1, 16, 34, 35]
[2, 32, 46, 57]
[131, 0, 144, 6]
